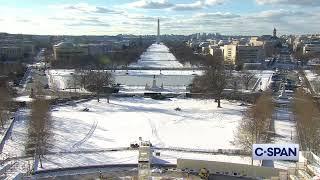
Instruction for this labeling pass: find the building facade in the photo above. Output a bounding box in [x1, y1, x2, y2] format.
[237, 45, 264, 64]
[223, 44, 237, 64]
[303, 41, 320, 55]
[53, 42, 88, 61]
[0, 46, 23, 60]
[0, 35, 34, 60]
[223, 44, 265, 65]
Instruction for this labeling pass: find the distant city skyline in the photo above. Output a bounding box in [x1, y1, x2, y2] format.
[0, 0, 319, 36]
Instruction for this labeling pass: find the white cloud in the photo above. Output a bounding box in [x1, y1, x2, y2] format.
[127, 0, 225, 10]
[204, 0, 225, 5]
[0, 1, 319, 36]
[194, 12, 240, 18]
[127, 14, 158, 21]
[128, 0, 173, 9]
[172, 0, 225, 11]
[256, 0, 320, 6]
[51, 3, 123, 14]
[172, 1, 204, 10]
[251, 9, 308, 22]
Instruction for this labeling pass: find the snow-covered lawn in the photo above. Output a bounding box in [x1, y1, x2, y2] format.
[50, 98, 246, 152]
[129, 43, 184, 69]
[2, 97, 249, 170]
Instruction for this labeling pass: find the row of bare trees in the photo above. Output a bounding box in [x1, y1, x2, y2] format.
[0, 62, 26, 86]
[234, 92, 275, 153]
[25, 83, 53, 170]
[26, 98, 52, 169]
[165, 41, 209, 66]
[293, 89, 320, 153]
[51, 44, 150, 69]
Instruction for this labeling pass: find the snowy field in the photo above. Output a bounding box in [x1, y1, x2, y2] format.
[129, 43, 184, 69]
[1, 97, 251, 170]
[49, 98, 246, 151]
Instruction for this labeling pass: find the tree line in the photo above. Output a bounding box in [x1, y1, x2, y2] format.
[0, 62, 26, 85]
[293, 89, 320, 153]
[233, 92, 274, 153]
[165, 41, 212, 66]
[51, 43, 151, 69]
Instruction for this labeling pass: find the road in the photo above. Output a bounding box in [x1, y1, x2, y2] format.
[17, 49, 50, 97]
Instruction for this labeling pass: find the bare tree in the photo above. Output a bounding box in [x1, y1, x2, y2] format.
[75, 68, 90, 89]
[293, 89, 320, 153]
[191, 53, 226, 108]
[241, 71, 255, 90]
[67, 73, 82, 93]
[25, 83, 53, 170]
[86, 71, 114, 103]
[25, 97, 52, 170]
[231, 76, 240, 92]
[234, 92, 274, 153]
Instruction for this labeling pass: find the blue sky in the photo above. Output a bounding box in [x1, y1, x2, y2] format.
[0, 0, 319, 35]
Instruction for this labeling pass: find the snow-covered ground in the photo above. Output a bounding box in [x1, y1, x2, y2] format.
[1, 108, 30, 157]
[273, 107, 296, 144]
[49, 98, 245, 151]
[13, 96, 33, 102]
[113, 70, 203, 76]
[304, 70, 320, 94]
[272, 89, 298, 170]
[47, 69, 196, 90]
[47, 69, 273, 93]
[2, 98, 246, 156]
[2, 97, 251, 171]
[118, 86, 189, 94]
[129, 43, 184, 69]
[47, 69, 73, 90]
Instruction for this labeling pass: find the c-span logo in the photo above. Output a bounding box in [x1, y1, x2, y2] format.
[252, 144, 299, 161]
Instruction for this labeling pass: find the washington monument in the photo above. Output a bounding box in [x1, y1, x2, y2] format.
[156, 18, 160, 44]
